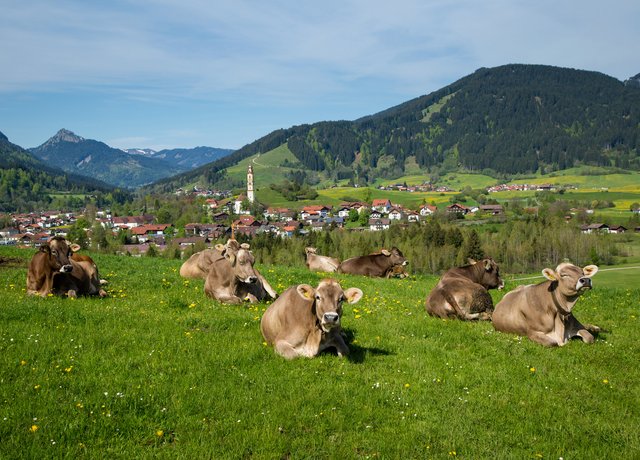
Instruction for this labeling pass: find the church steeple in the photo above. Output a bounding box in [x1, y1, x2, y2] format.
[247, 164, 255, 203]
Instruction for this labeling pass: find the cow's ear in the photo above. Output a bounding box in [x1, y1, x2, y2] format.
[582, 265, 599, 277]
[296, 284, 315, 300]
[381, 249, 391, 256]
[70, 244, 81, 253]
[542, 268, 557, 281]
[39, 244, 51, 254]
[214, 243, 225, 251]
[483, 259, 492, 271]
[240, 243, 250, 250]
[225, 252, 236, 265]
[468, 258, 477, 265]
[226, 239, 240, 251]
[344, 288, 363, 304]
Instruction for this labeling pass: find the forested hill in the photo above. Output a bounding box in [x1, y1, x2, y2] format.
[0, 132, 120, 212]
[148, 64, 640, 191]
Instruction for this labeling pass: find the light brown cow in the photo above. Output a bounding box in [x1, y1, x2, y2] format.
[426, 258, 503, 320]
[203, 240, 277, 304]
[338, 247, 408, 277]
[27, 237, 105, 298]
[261, 279, 363, 359]
[305, 247, 340, 273]
[179, 248, 220, 279]
[492, 263, 599, 346]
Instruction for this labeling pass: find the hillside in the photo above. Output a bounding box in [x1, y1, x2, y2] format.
[0, 131, 117, 211]
[149, 64, 640, 192]
[29, 129, 190, 188]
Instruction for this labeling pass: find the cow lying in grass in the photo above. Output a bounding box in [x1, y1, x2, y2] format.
[305, 247, 340, 273]
[27, 236, 106, 298]
[492, 263, 600, 346]
[426, 258, 503, 320]
[181, 239, 277, 304]
[261, 279, 363, 359]
[338, 247, 408, 277]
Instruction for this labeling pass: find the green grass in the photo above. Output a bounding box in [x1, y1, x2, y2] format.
[1, 247, 639, 458]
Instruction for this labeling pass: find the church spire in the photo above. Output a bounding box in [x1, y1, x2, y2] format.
[247, 164, 255, 203]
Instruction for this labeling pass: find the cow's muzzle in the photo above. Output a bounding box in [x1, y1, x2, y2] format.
[321, 312, 340, 331]
[60, 264, 73, 273]
[577, 277, 592, 290]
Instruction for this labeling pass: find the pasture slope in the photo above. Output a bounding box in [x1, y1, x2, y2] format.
[1, 247, 639, 458]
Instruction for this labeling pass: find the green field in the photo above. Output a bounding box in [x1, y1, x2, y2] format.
[1, 247, 639, 458]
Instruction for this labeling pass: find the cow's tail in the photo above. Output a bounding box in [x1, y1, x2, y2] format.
[442, 289, 478, 321]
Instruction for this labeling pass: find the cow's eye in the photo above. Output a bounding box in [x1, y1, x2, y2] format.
[315, 295, 321, 301]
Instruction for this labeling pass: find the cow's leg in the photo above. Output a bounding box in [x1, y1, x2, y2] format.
[66, 290, 77, 299]
[244, 293, 259, 303]
[332, 335, 350, 357]
[254, 268, 277, 299]
[527, 330, 559, 347]
[274, 340, 301, 360]
[566, 315, 597, 343]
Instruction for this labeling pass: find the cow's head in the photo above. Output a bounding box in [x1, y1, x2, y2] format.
[381, 247, 408, 266]
[216, 239, 258, 284]
[469, 258, 504, 290]
[296, 279, 363, 332]
[41, 237, 78, 273]
[305, 247, 317, 256]
[543, 262, 598, 298]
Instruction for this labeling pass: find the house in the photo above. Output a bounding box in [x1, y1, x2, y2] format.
[581, 223, 610, 234]
[479, 204, 504, 215]
[337, 206, 352, 218]
[369, 218, 390, 231]
[419, 204, 437, 216]
[371, 199, 392, 214]
[233, 194, 250, 215]
[609, 225, 627, 234]
[300, 205, 332, 220]
[369, 210, 383, 219]
[112, 215, 154, 229]
[446, 203, 470, 215]
[388, 208, 404, 220]
[406, 210, 420, 223]
[130, 224, 172, 243]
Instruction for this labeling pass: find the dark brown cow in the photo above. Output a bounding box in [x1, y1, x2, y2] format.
[261, 279, 363, 359]
[425, 258, 503, 320]
[52, 259, 107, 298]
[27, 237, 105, 298]
[203, 240, 277, 304]
[493, 263, 599, 346]
[27, 237, 76, 296]
[337, 247, 408, 277]
[305, 247, 340, 273]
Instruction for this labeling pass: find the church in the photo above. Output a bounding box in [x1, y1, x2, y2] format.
[233, 164, 255, 215]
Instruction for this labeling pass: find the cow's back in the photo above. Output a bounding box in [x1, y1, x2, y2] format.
[339, 255, 384, 276]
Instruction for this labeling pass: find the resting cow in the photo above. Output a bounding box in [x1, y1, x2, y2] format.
[261, 279, 363, 359]
[492, 263, 600, 346]
[179, 248, 220, 279]
[202, 240, 277, 304]
[338, 247, 408, 277]
[27, 237, 106, 298]
[426, 258, 503, 320]
[305, 247, 340, 273]
[385, 264, 409, 279]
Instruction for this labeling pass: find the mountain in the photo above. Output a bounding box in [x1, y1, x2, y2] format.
[29, 129, 189, 188]
[0, 131, 117, 212]
[148, 64, 640, 192]
[625, 72, 640, 88]
[126, 146, 233, 169]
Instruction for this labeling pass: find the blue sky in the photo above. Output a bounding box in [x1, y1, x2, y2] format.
[1, 0, 639, 151]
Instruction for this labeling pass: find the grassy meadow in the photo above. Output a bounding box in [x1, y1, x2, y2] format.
[1, 246, 639, 458]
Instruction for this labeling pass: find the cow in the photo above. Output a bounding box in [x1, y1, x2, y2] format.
[305, 247, 340, 273]
[426, 258, 503, 320]
[260, 278, 363, 359]
[52, 259, 108, 298]
[179, 248, 220, 279]
[26, 237, 106, 298]
[492, 263, 600, 346]
[385, 264, 409, 279]
[202, 239, 277, 304]
[337, 247, 408, 277]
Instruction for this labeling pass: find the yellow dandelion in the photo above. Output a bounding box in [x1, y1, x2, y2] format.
[34, 384, 41, 390]
[354, 314, 362, 319]
[20, 360, 27, 366]
[529, 367, 536, 373]
[64, 366, 73, 373]
[30, 425, 39, 433]
[156, 430, 164, 437]
[602, 379, 609, 384]
[189, 303, 196, 308]
[404, 383, 411, 388]
[262, 342, 268, 346]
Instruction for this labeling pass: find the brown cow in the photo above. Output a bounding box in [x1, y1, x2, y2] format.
[203, 240, 277, 304]
[261, 279, 363, 359]
[179, 248, 220, 279]
[52, 259, 107, 298]
[305, 247, 340, 273]
[338, 247, 408, 277]
[27, 237, 105, 298]
[492, 263, 600, 346]
[426, 258, 503, 320]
